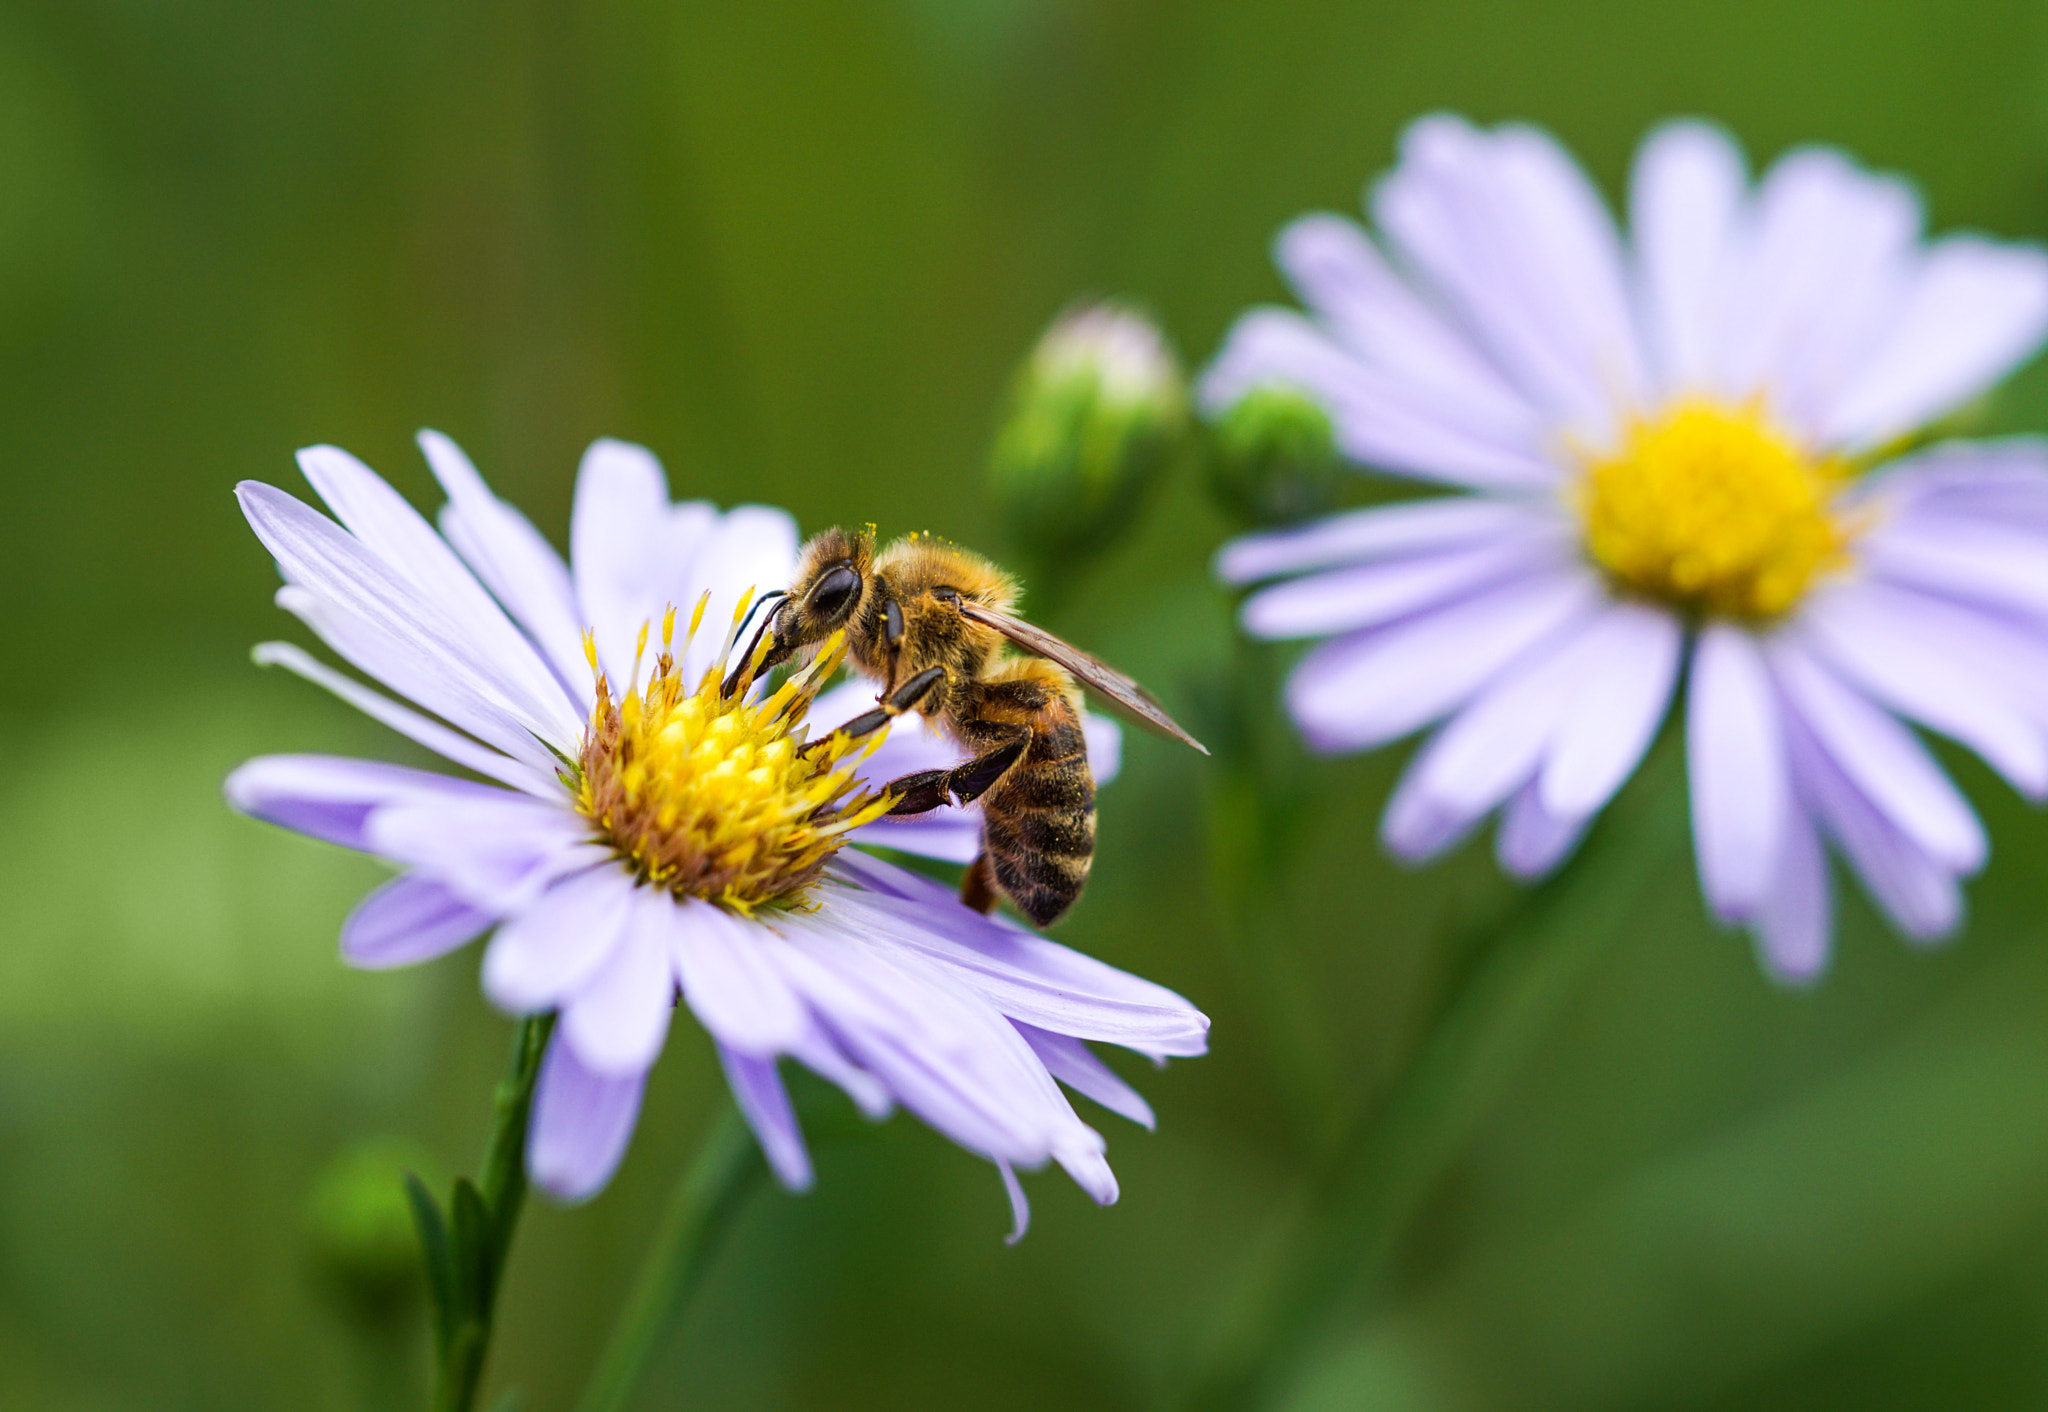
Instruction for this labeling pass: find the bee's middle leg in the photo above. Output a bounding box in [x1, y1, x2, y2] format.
[880, 726, 1030, 816]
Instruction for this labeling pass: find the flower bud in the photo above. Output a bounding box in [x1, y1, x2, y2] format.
[987, 303, 1188, 569]
[1204, 384, 1344, 528]
[304, 1137, 434, 1326]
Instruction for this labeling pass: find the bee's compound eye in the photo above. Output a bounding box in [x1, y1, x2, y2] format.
[809, 563, 861, 622]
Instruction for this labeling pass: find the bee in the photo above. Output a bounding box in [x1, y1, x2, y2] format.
[733, 528, 1206, 926]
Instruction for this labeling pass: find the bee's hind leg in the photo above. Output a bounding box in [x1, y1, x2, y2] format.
[960, 853, 998, 914]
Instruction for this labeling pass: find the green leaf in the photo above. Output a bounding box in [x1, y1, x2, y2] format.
[449, 1177, 494, 1325]
[402, 1171, 455, 1355]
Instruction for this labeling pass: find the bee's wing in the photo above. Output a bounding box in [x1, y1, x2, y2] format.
[956, 602, 1209, 754]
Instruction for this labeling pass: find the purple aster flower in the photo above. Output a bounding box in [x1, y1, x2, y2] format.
[224, 431, 1206, 1236]
[1205, 115, 2048, 980]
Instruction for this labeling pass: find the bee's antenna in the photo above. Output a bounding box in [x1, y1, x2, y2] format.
[722, 589, 787, 699]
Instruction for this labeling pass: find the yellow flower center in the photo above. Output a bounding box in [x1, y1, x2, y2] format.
[574, 597, 893, 914]
[1577, 400, 1851, 619]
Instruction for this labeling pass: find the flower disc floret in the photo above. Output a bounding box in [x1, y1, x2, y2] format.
[1579, 400, 1849, 619]
[575, 599, 892, 913]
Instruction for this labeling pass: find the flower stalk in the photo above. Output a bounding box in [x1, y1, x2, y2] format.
[405, 1013, 555, 1412]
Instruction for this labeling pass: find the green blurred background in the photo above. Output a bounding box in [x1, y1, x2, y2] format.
[7, 0, 2048, 1407]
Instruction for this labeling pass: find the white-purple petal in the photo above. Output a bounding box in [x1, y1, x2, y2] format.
[1373, 115, 1646, 437]
[669, 900, 809, 1056]
[1240, 532, 1570, 641]
[1686, 625, 1790, 919]
[1751, 793, 1831, 984]
[1714, 145, 1919, 436]
[561, 891, 678, 1077]
[296, 443, 581, 733]
[481, 864, 638, 1013]
[1537, 600, 1683, 818]
[249, 641, 557, 797]
[1631, 120, 1746, 397]
[1216, 496, 1561, 584]
[1284, 567, 1601, 754]
[1496, 776, 1591, 879]
[1015, 1023, 1155, 1129]
[1819, 235, 2048, 450]
[1202, 309, 1559, 488]
[1797, 580, 2048, 797]
[1788, 710, 1962, 941]
[1768, 641, 1985, 872]
[238, 481, 580, 752]
[420, 429, 590, 696]
[529, 1039, 647, 1204]
[718, 1047, 813, 1191]
[340, 873, 496, 969]
[224, 753, 511, 852]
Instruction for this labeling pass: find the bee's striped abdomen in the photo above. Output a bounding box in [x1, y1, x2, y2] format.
[965, 668, 1097, 926]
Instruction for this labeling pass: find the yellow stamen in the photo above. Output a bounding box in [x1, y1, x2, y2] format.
[574, 598, 890, 914]
[1577, 400, 1853, 619]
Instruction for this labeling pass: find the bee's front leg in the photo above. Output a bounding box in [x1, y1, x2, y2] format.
[803, 666, 944, 754]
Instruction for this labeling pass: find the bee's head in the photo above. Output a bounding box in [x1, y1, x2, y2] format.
[754, 526, 874, 676]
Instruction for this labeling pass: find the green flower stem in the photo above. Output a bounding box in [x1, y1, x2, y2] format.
[416, 1013, 555, 1412]
[574, 1099, 766, 1412]
[1188, 737, 1690, 1410]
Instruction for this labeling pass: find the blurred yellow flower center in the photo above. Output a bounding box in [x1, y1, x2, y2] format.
[1577, 400, 1849, 619]
[574, 600, 891, 913]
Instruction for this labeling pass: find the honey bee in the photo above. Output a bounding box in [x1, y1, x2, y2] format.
[733, 528, 1206, 926]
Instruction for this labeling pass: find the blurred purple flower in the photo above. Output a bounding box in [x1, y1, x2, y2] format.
[1207, 115, 2048, 979]
[225, 432, 1203, 1237]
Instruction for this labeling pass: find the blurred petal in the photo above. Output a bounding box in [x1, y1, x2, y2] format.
[719, 1047, 813, 1191]
[1768, 641, 1985, 873]
[1788, 710, 1962, 941]
[999, 1162, 1031, 1245]
[340, 873, 494, 969]
[1374, 115, 1646, 436]
[1202, 309, 1557, 488]
[1241, 533, 1569, 640]
[528, 1039, 646, 1203]
[1216, 496, 1561, 584]
[1272, 213, 1541, 443]
[1631, 121, 1747, 395]
[1539, 601, 1683, 818]
[1497, 776, 1591, 879]
[1797, 580, 2048, 798]
[1819, 235, 2048, 449]
[1285, 568, 1600, 754]
[1687, 625, 1789, 919]
[1752, 793, 1832, 983]
[1715, 147, 1920, 435]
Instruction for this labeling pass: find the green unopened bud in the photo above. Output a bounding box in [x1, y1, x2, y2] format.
[305, 1137, 435, 1327]
[1205, 385, 1344, 528]
[988, 303, 1188, 569]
